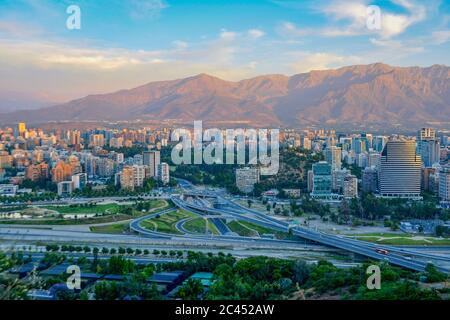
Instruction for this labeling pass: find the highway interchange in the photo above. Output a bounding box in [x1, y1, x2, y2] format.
[1, 178, 450, 274]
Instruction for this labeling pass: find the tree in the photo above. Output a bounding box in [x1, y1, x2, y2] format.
[292, 260, 311, 285]
[107, 256, 136, 275]
[423, 264, 447, 283]
[177, 278, 204, 300]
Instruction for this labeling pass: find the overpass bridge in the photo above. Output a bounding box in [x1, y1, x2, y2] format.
[173, 194, 450, 273]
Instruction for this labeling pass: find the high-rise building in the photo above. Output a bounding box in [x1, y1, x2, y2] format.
[236, 167, 260, 193]
[121, 166, 134, 189]
[57, 181, 74, 196]
[419, 139, 440, 167]
[132, 165, 146, 188]
[18, 122, 26, 137]
[343, 175, 358, 198]
[332, 169, 349, 193]
[357, 152, 368, 168]
[352, 137, 367, 154]
[311, 161, 332, 197]
[96, 158, 116, 177]
[51, 161, 73, 183]
[379, 139, 422, 199]
[109, 137, 123, 148]
[362, 167, 378, 193]
[119, 166, 135, 190]
[89, 134, 105, 148]
[417, 128, 440, 167]
[368, 151, 381, 169]
[68, 130, 81, 145]
[72, 173, 87, 190]
[157, 163, 170, 184]
[307, 169, 314, 192]
[143, 150, 160, 177]
[439, 165, 450, 201]
[417, 128, 436, 140]
[133, 154, 143, 166]
[325, 146, 342, 171]
[372, 136, 387, 152]
[26, 163, 49, 181]
[421, 167, 436, 192]
[300, 136, 311, 150]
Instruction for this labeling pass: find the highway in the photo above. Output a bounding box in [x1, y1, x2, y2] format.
[1, 178, 448, 274]
[227, 197, 450, 262]
[170, 190, 450, 273]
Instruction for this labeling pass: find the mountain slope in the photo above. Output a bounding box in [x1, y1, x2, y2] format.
[1, 63, 449, 127]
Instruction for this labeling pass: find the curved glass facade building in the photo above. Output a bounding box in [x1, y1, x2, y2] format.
[379, 139, 422, 199]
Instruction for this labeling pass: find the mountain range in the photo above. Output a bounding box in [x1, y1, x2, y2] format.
[1, 63, 449, 128]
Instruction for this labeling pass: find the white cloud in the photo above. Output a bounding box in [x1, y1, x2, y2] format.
[248, 61, 258, 69]
[248, 29, 265, 39]
[288, 52, 362, 73]
[219, 29, 237, 41]
[0, 30, 263, 100]
[318, 0, 427, 39]
[431, 30, 450, 45]
[0, 41, 164, 70]
[369, 38, 424, 55]
[0, 20, 44, 37]
[278, 22, 311, 37]
[172, 40, 188, 49]
[129, 0, 168, 20]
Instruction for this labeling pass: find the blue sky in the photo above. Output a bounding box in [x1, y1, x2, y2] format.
[0, 0, 449, 102]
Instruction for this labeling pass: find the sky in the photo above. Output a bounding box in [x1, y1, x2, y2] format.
[0, 0, 449, 103]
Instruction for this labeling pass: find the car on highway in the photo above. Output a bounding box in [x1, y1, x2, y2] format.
[375, 248, 389, 255]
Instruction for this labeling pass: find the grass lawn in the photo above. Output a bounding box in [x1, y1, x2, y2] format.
[90, 223, 130, 234]
[0, 206, 27, 213]
[347, 233, 450, 245]
[41, 199, 168, 215]
[227, 220, 290, 239]
[227, 220, 257, 237]
[0, 214, 133, 225]
[0, 200, 169, 225]
[183, 218, 220, 235]
[140, 209, 196, 235]
[239, 221, 275, 235]
[41, 203, 120, 214]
